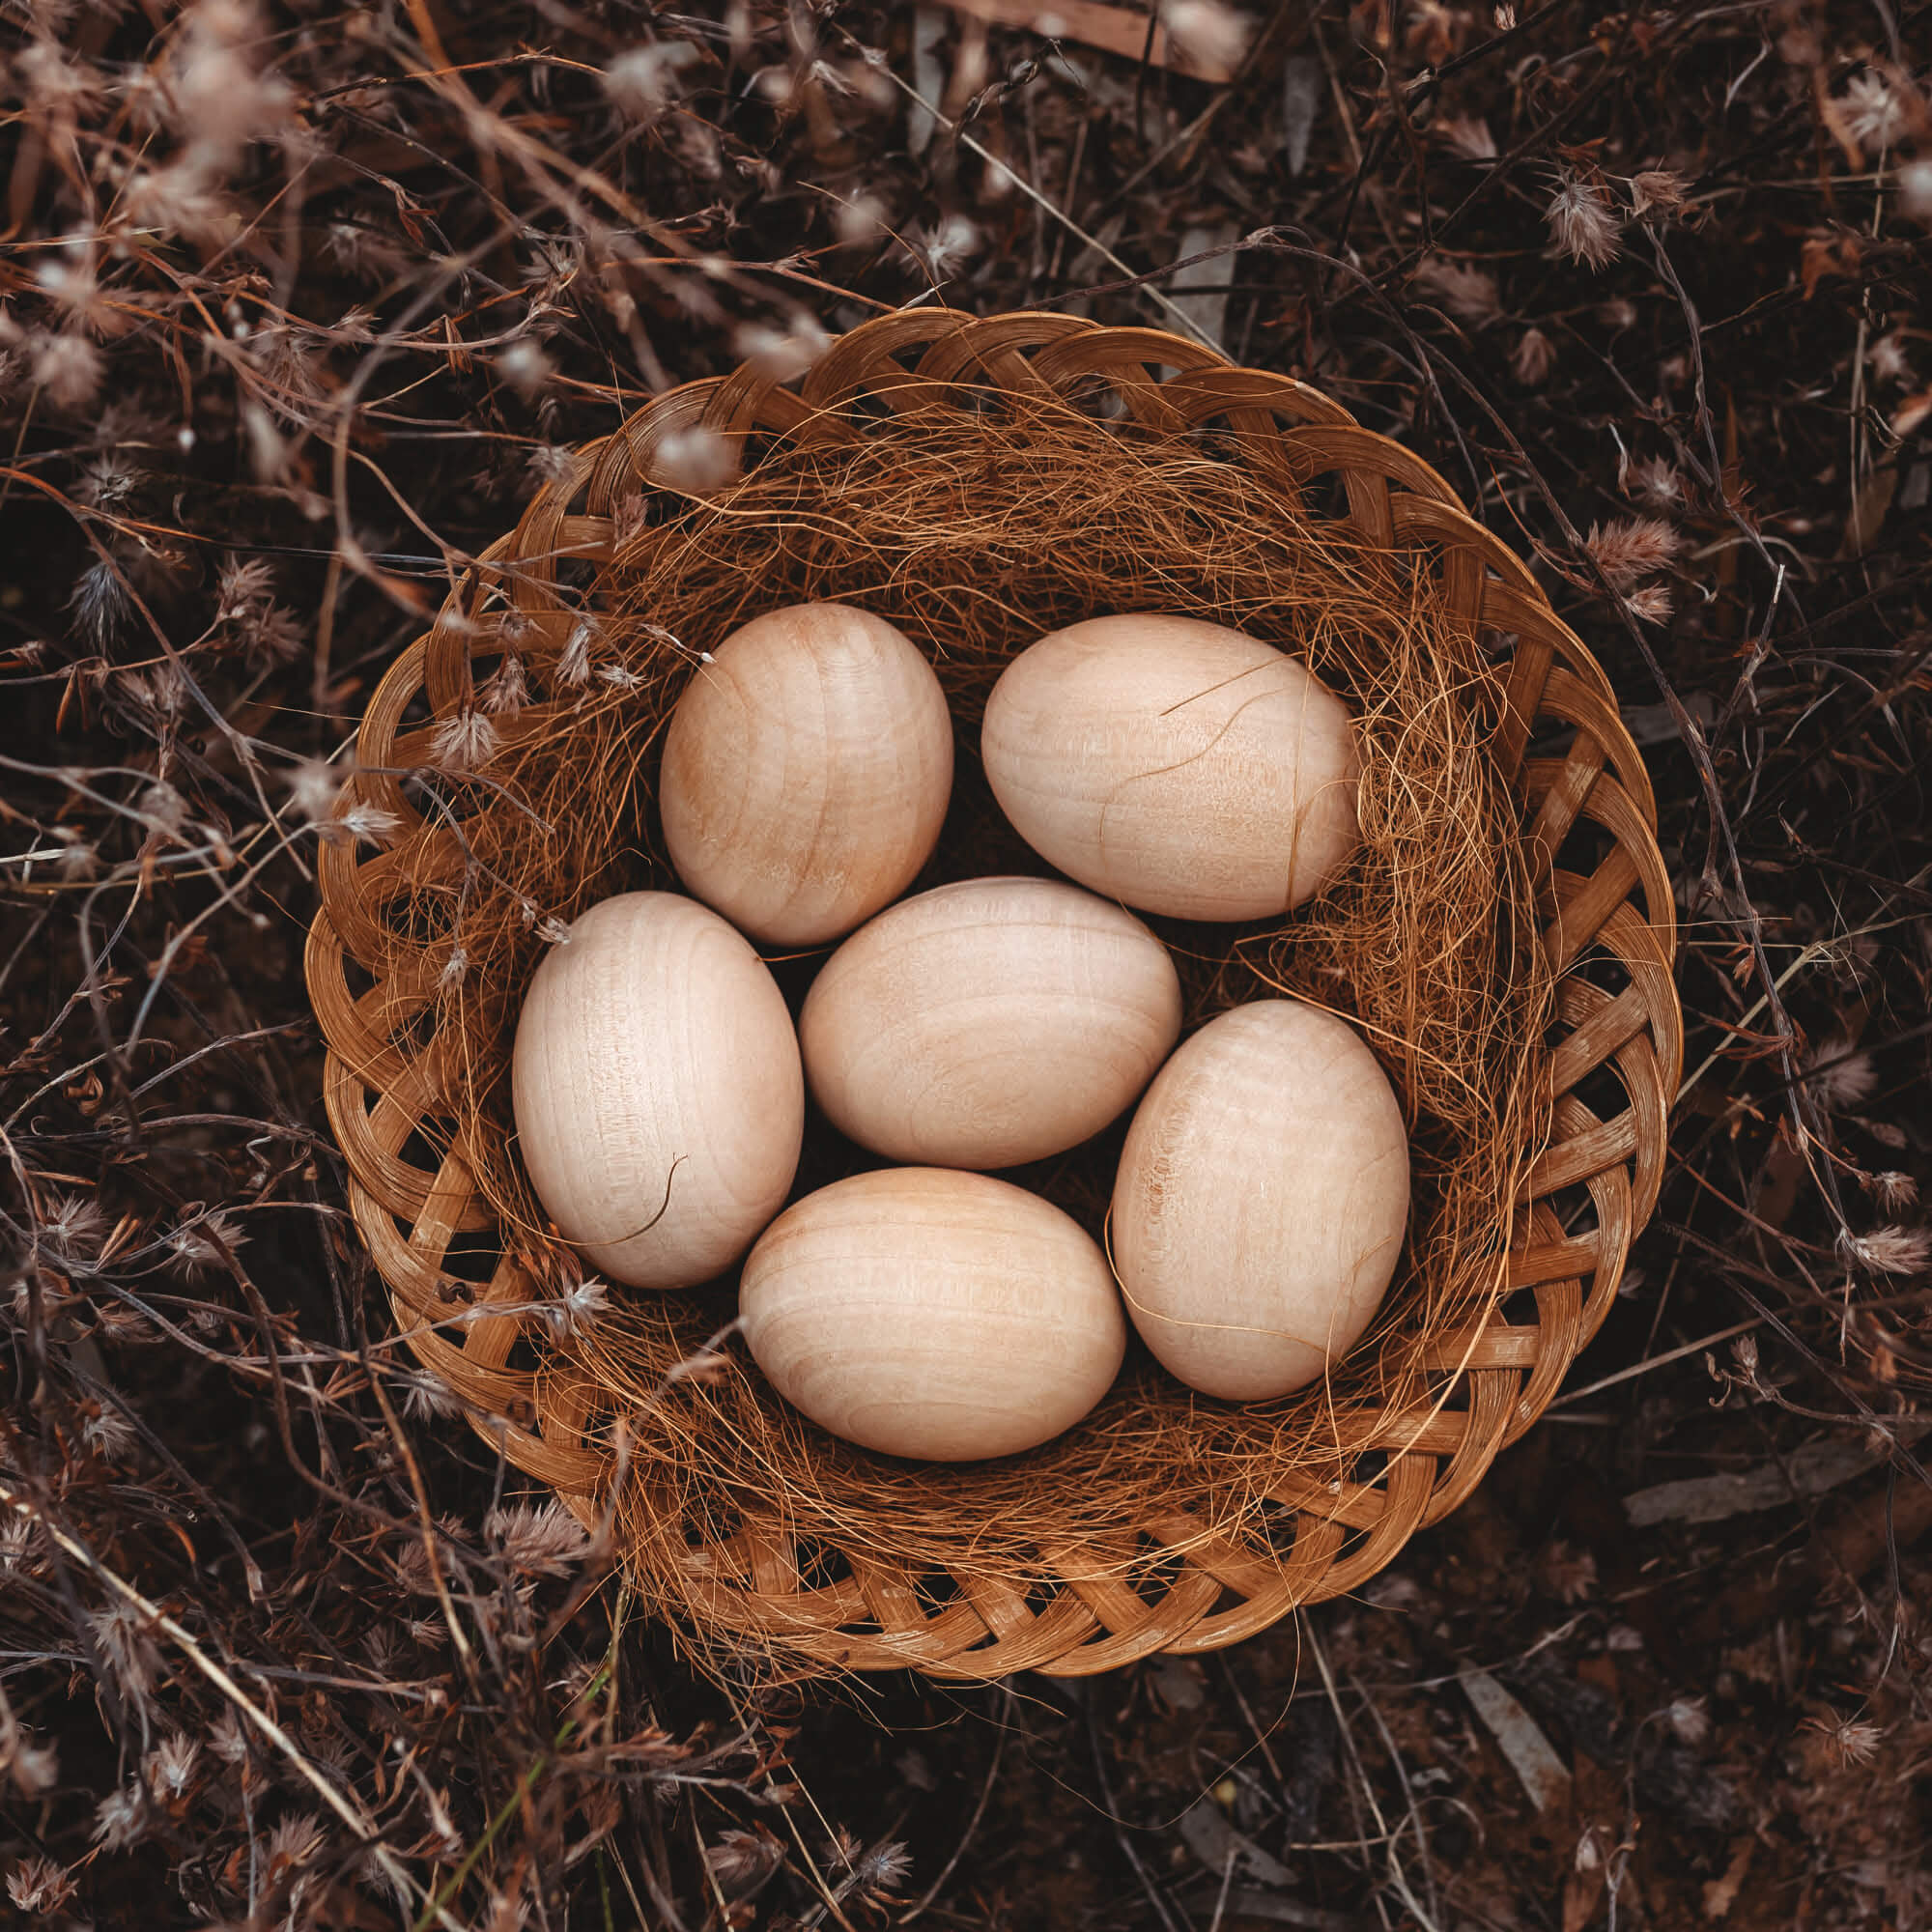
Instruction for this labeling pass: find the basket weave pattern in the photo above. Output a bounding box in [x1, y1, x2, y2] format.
[305, 311, 1682, 1678]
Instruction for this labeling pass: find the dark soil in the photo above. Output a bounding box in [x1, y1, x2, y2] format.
[3, 3, 1930, 1928]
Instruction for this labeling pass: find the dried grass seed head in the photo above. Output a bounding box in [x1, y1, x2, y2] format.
[1512, 326, 1555, 385]
[1432, 112, 1497, 160]
[32, 330, 104, 410]
[1839, 72, 1908, 156]
[1546, 168, 1623, 269]
[1583, 515, 1683, 590]
[604, 41, 702, 120]
[5, 1856, 75, 1916]
[1411, 255, 1500, 323]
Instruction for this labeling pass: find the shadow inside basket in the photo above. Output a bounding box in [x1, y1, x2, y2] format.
[326, 384, 1669, 1670]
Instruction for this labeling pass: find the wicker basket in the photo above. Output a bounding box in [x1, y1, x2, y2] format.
[304, 310, 1681, 1679]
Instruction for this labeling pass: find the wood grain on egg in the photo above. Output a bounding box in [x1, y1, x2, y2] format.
[660, 602, 954, 946]
[800, 876, 1182, 1169]
[1111, 999, 1409, 1400]
[511, 893, 804, 1291]
[739, 1168, 1126, 1461]
[980, 612, 1361, 922]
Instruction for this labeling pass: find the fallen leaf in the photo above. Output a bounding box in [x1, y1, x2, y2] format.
[1463, 1669, 1574, 1817]
[1177, 1796, 1295, 1889]
[1623, 1422, 1932, 1526]
[1702, 1834, 1755, 1920]
[1283, 55, 1322, 179]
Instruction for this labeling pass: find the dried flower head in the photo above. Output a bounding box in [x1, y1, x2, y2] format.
[75, 450, 143, 506]
[68, 556, 132, 647]
[429, 707, 501, 772]
[526, 441, 576, 484]
[497, 338, 552, 399]
[89, 1602, 162, 1700]
[705, 1827, 785, 1899]
[1511, 326, 1555, 385]
[604, 41, 702, 120]
[1839, 72, 1906, 157]
[168, 0, 295, 175]
[1411, 255, 1500, 323]
[855, 1839, 915, 1899]
[31, 330, 103, 410]
[37, 251, 112, 337]
[652, 425, 737, 494]
[336, 802, 403, 848]
[92, 1781, 150, 1850]
[1630, 168, 1691, 217]
[735, 319, 832, 383]
[1841, 1226, 1932, 1277]
[1667, 1695, 1711, 1745]
[479, 653, 529, 715]
[145, 1732, 201, 1800]
[266, 1809, 327, 1872]
[4, 1726, 59, 1798]
[1804, 1712, 1885, 1767]
[0, 1514, 42, 1576]
[923, 213, 980, 279]
[81, 1402, 138, 1463]
[168, 1207, 248, 1274]
[208, 1708, 249, 1764]
[1625, 583, 1675, 624]
[53, 829, 99, 881]
[15, 41, 103, 110]
[1804, 1035, 1878, 1111]
[836, 192, 887, 244]
[539, 1275, 609, 1340]
[1868, 1171, 1918, 1213]
[1902, 159, 1932, 222]
[1867, 332, 1913, 384]
[284, 756, 345, 826]
[42, 1193, 107, 1262]
[1159, 0, 1254, 75]
[1627, 457, 1684, 509]
[403, 1368, 464, 1422]
[1432, 113, 1497, 160]
[558, 618, 596, 688]
[1546, 169, 1623, 270]
[5, 1855, 74, 1916]
[486, 1500, 591, 1577]
[124, 162, 235, 243]
[1582, 516, 1683, 590]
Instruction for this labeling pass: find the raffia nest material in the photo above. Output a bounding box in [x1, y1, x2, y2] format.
[307, 311, 1682, 1681]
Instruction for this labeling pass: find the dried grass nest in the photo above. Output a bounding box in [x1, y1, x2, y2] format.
[311, 315, 1679, 1680]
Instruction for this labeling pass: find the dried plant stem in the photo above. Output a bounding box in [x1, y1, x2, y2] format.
[0, 1479, 461, 1931]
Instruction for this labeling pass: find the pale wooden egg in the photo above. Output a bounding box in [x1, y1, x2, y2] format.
[511, 892, 804, 1291]
[1111, 999, 1409, 1400]
[799, 876, 1182, 1170]
[980, 613, 1361, 922]
[660, 602, 954, 946]
[739, 1167, 1126, 1461]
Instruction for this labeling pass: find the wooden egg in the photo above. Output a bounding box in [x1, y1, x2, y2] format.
[1111, 999, 1408, 1400]
[660, 602, 954, 946]
[511, 892, 804, 1291]
[980, 613, 1361, 922]
[739, 1168, 1125, 1461]
[799, 876, 1183, 1170]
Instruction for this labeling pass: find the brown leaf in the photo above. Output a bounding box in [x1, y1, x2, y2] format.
[1701, 1835, 1756, 1920]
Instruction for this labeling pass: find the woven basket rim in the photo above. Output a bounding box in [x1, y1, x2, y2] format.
[304, 307, 1684, 1680]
